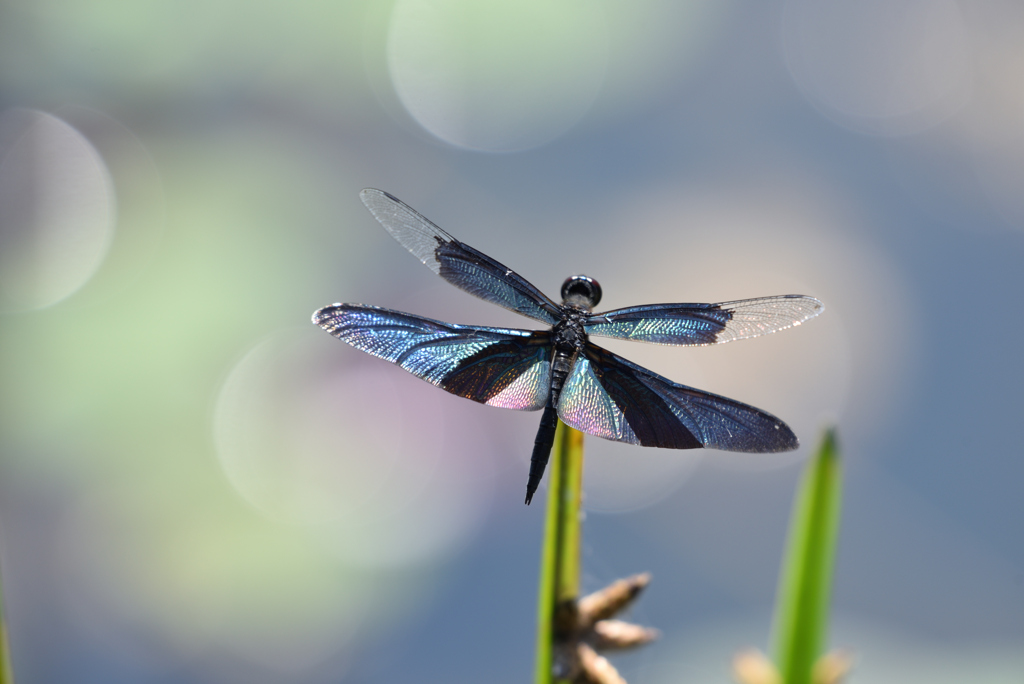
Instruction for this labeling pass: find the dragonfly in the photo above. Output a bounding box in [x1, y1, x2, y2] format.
[314, 190, 823, 505]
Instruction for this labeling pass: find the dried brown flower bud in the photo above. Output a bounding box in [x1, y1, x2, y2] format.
[813, 649, 854, 684]
[577, 573, 651, 627]
[578, 642, 628, 684]
[731, 648, 781, 684]
[591, 619, 659, 651]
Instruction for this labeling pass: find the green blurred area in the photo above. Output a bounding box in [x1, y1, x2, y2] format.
[0, 120, 394, 655]
[0, 0, 368, 95]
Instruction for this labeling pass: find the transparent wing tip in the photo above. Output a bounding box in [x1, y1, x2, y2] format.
[804, 296, 825, 316]
[312, 303, 345, 326]
[359, 187, 390, 204]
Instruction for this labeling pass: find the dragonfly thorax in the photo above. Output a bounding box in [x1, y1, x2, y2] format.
[553, 309, 588, 352]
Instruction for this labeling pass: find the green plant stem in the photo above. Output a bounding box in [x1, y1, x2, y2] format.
[772, 429, 843, 684]
[1, 567, 13, 684]
[535, 421, 585, 684]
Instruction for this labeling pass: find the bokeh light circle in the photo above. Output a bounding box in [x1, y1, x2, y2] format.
[612, 178, 911, 454]
[957, 2, 1024, 230]
[568, 170, 915, 511]
[0, 109, 116, 311]
[214, 328, 495, 568]
[782, 0, 971, 136]
[386, 0, 608, 152]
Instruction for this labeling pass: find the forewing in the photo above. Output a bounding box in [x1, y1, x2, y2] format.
[584, 295, 823, 346]
[360, 189, 562, 325]
[315, 303, 552, 410]
[556, 343, 798, 451]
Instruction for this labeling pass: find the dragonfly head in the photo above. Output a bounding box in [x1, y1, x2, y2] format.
[561, 275, 602, 310]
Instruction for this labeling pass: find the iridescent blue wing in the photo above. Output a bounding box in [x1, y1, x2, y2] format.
[360, 189, 562, 326]
[314, 304, 552, 410]
[584, 295, 823, 346]
[556, 342, 798, 451]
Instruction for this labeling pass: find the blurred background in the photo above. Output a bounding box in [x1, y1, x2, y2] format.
[0, 0, 1022, 681]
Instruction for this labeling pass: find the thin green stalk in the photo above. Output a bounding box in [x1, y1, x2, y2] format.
[535, 421, 585, 684]
[1, 566, 13, 684]
[772, 429, 843, 684]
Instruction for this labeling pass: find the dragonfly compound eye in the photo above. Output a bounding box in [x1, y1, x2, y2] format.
[561, 275, 602, 309]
